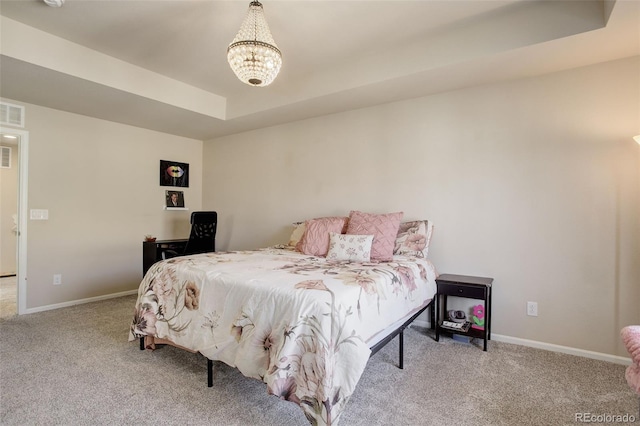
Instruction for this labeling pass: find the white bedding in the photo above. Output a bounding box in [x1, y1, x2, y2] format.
[129, 246, 437, 425]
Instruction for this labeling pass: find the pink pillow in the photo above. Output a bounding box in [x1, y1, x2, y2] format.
[296, 216, 349, 256]
[626, 363, 640, 394]
[621, 326, 640, 365]
[346, 210, 403, 261]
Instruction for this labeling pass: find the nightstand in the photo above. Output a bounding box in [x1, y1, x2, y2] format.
[435, 273, 493, 351]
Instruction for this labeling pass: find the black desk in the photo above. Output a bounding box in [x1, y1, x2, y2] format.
[142, 239, 188, 276]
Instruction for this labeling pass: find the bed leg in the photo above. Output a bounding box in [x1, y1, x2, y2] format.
[139, 337, 144, 350]
[399, 330, 404, 370]
[207, 359, 213, 387]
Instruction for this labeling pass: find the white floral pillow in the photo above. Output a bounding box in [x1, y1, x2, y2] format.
[326, 232, 374, 262]
[394, 220, 434, 258]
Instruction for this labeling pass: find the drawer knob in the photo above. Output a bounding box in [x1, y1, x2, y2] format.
[458, 289, 463, 293]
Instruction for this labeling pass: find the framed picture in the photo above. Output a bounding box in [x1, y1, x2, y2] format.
[166, 190, 185, 208]
[160, 160, 189, 187]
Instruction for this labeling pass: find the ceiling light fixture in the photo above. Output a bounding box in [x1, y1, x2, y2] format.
[634, 135, 640, 145]
[227, 1, 282, 87]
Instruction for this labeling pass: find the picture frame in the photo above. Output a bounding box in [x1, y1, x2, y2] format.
[165, 190, 185, 208]
[160, 160, 189, 187]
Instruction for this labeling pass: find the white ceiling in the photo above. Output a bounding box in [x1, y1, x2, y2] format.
[0, 0, 638, 140]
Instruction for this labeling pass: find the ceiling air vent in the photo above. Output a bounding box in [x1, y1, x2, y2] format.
[0, 102, 25, 128]
[1, 146, 11, 168]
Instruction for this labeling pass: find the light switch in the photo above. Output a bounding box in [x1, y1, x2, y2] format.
[30, 209, 49, 220]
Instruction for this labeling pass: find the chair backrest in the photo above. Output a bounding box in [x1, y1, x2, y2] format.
[183, 211, 217, 255]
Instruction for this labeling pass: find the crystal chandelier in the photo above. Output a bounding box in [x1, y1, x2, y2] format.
[227, 1, 282, 87]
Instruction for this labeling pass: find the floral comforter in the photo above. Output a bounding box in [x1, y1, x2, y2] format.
[129, 246, 437, 425]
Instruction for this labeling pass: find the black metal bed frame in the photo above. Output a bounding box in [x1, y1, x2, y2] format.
[140, 299, 434, 387]
[368, 299, 434, 369]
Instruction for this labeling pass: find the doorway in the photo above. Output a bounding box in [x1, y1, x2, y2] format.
[0, 128, 28, 317]
[0, 133, 18, 318]
[0, 276, 17, 318]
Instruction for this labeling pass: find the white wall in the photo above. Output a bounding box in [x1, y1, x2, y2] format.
[1, 99, 203, 310]
[202, 57, 640, 358]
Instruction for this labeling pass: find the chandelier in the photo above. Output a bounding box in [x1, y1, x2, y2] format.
[227, 1, 282, 87]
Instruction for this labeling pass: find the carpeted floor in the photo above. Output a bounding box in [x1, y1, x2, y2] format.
[0, 294, 637, 425]
[0, 276, 16, 319]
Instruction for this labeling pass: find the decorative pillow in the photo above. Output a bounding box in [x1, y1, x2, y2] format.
[394, 220, 434, 258]
[287, 221, 306, 247]
[626, 363, 640, 394]
[424, 220, 435, 258]
[326, 233, 373, 262]
[621, 326, 640, 366]
[346, 210, 403, 261]
[296, 216, 349, 256]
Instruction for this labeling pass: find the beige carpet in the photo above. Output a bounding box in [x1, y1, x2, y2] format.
[0, 276, 16, 319]
[0, 294, 637, 425]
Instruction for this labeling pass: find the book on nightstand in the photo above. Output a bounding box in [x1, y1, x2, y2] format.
[440, 320, 471, 333]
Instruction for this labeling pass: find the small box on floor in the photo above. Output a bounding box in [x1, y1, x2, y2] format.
[452, 334, 471, 344]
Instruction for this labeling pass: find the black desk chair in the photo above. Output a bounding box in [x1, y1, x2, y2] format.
[162, 211, 217, 260]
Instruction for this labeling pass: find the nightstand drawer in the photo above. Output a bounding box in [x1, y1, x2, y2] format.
[437, 282, 486, 299]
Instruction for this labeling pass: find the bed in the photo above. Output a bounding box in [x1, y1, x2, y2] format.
[129, 213, 437, 425]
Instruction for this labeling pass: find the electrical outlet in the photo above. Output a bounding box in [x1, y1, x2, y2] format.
[53, 274, 62, 285]
[527, 301, 538, 316]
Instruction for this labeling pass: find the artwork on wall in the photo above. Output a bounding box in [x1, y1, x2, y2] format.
[160, 160, 189, 187]
[166, 190, 185, 208]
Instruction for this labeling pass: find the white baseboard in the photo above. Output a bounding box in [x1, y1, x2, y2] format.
[491, 334, 632, 366]
[411, 319, 632, 366]
[23, 289, 138, 315]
